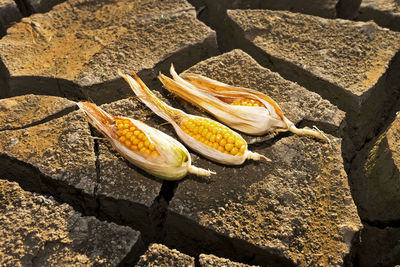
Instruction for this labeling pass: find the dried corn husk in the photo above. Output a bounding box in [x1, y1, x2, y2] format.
[119, 71, 270, 165]
[77, 102, 213, 180]
[161, 65, 328, 141]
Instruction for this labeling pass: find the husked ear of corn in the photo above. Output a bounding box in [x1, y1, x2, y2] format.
[77, 101, 214, 180]
[119, 71, 270, 165]
[160, 65, 328, 142]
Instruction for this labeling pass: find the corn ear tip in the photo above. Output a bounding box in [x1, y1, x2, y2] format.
[261, 154, 272, 162]
[312, 125, 331, 144]
[187, 165, 216, 177]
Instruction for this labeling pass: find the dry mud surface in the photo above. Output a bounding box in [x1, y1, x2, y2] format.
[0, 0, 400, 266]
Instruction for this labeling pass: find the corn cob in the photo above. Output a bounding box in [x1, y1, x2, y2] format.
[119, 71, 270, 165]
[160, 65, 328, 141]
[77, 102, 214, 180]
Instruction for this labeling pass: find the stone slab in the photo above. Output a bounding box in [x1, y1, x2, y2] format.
[136, 244, 194, 266]
[0, 94, 75, 130]
[204, 0, 359, 19]
[358, 0, 400, 31]
[199, 254, 255, 267]
[225, 9, 400, 150]
[0, 107, 97, 211]
[181, 49, 344, 139]
[0, 0, 21, 36]
[351, 112, 400, 222]
[0, 95, 163, 237]
[0, 179, 141, 266]
[164, 52, 361, 266]
[356, 224, 400, 266]
[0, 0, 217, 103]
[95, 98, 164, 236]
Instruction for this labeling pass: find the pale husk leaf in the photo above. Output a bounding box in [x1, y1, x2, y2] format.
[119, 72, 270, 165]
[77, 102, 212, 180]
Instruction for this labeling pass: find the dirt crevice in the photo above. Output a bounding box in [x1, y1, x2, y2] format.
[89, 126, 102, 217]
[362, 219, 400, 229]
[12, 0, 33, 17]
[0, 105, 77, 132]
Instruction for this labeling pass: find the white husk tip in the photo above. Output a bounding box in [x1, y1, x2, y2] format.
[245, 151, 271, 162]
[187, 165, 216, 176]
[288, 124, 330, 143]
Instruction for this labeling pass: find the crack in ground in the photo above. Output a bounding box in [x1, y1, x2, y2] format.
[362, 219, 400, 229]
[0, 105, 77, 132]
[12, 0, 33, 17]
[89, 126, 102, 216]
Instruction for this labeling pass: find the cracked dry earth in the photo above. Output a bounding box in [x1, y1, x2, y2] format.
[0, 0, 399, 266]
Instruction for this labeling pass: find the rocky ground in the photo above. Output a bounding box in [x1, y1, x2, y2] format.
[0, 0, 399, 266]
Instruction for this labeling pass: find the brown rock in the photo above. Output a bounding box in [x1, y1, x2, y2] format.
[356, 224, 400, 266]
[205, 0, 343, 19]
[225, 9, 400, 150]
[0, 95, 164, 237]
[0, 0, 21, 36]
[163, 52, 361, 266]
[0, 94, 75, 130]
[0, 108, 97, 210]
[0, 0, 217, 103]
[358, 0, 400, 31]
[351, 112, 400, 222]
[0, 179, 141, 266]
[95, 98, 164, 235]
[199, 254, 256, 267]
[136, 244, 194, 266]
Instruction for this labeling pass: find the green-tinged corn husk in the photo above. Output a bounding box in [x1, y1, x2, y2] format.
[119, 71, 270, 165]
[161, 65, 328, 142]
[77, 102, 214, 180]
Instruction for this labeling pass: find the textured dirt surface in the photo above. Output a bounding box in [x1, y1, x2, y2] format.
[164, 51, 361, 266]
[95, 98, 165, 235]
[226, 9, 400, 98]
[358, 0, 400, 31]
[136, 244, 194, 266]
[204, 0, 338, 19]
[2, 0, 400, 265]
[225, 9, 400, 153]
[0, 94, 171, 240]
[97, 98, 165, 209]
[0, 94, 75, 130]
[351, 112, 400, 222]
[199, 253, 255, 266]
[0, 179, 140, 266]
[167, 134, 361, 266]
[361, 0, 400, 12]
[182, 49, 345, 135]
[0, 0, 217, 102]
[0, 109, 97, 208]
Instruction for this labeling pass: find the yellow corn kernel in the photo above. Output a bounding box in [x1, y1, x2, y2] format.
[179, 117, 245, 156]
[231, 98, 265, 107]
[138, 142, 144, 149]
[115, 119, 159, 158]
[231, 147, 239, 155]
[225, 143, 233, 151]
